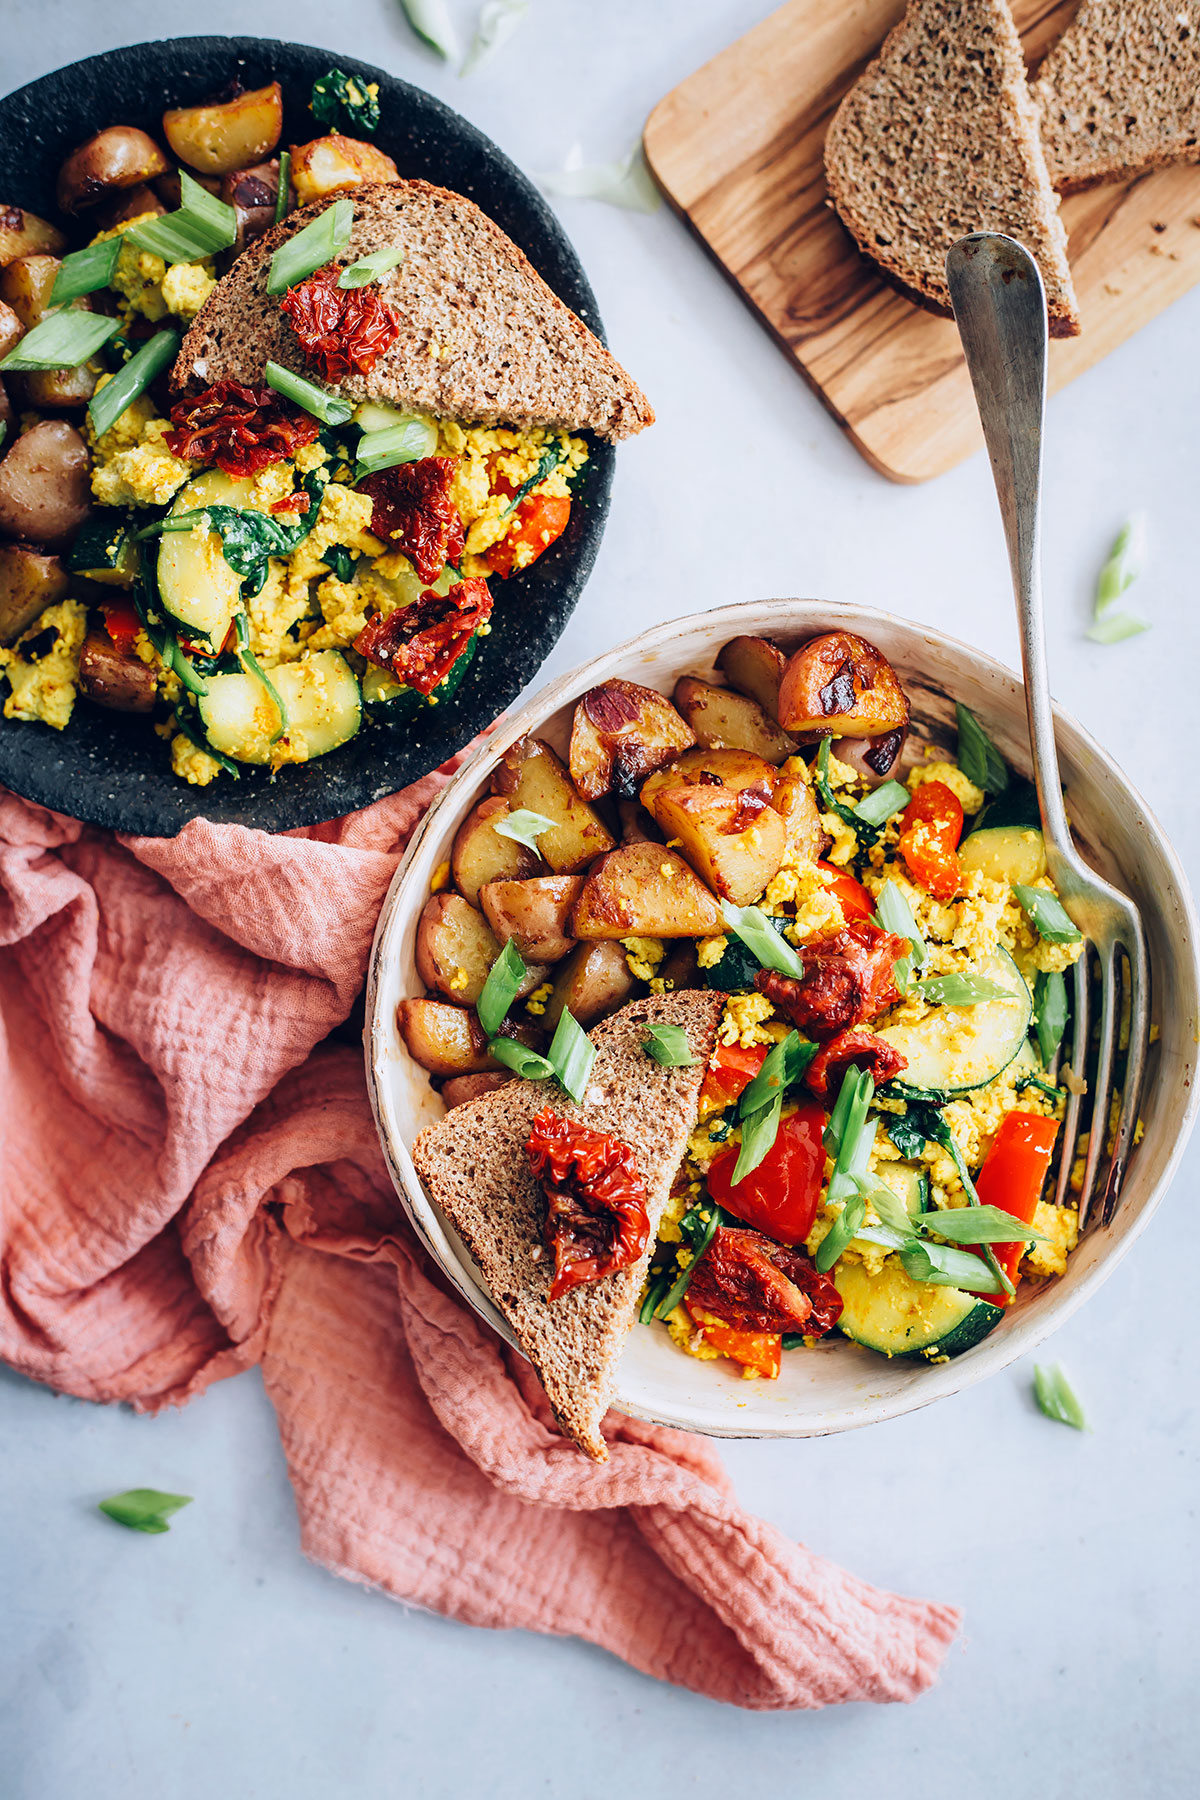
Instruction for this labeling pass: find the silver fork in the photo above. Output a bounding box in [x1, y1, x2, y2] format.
[945, 232, 1150, 1230]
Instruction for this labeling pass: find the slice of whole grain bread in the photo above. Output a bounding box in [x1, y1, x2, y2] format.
[824, 0, 1081, 336]
[1032, 1, 1200, 192]
[410, 990, 724, 1459]
[173, 179, 653, 440]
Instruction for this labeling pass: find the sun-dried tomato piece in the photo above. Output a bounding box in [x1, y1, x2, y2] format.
[279, 264, 402, 383]
[525, 1107, 650, 1300]
[724, 780, 773, 833]
[358, 456, 466, 585]
[166, 380, 320, 477]
[353, 577, 492, 695]
[270, 490, 310, 514]
[686, 1227, 843, 1336]
[756, 919, 910, 1038]
[804, 1028, 907, 1097]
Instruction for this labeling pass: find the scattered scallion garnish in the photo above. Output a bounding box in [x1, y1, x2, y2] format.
[266, 197, 353, 295]
[853, 779, 909, 830]
[546, 1007, 595, 1102]
[88, 328, 180, 440]
[814, 1189, 866, 1273]
[488, 1037, 553, 1080]
[477, 939, 527, 1036]
[1088, 516, 1148, 645]
[642, 1024, 698, 1068]
[0, 309, 119, 372]
[917, 972, 1015, 1006]
[98, 1489, 192, 1534]
[264, 360, 354, 426]
[536, 142, 661, 214]
[274, 151, 291, 225]
[719, 900, 804, 977]
[462, 0, 531, 76]
[127, 171, 237, 264]
[1033, 1362, 1089, 1430]
[1012, 883, 1083, 945]
[48, 236, 123, 307]
[354, 416, 438, 480]
[1033, 969, 1069, 1066]
[338, 245, 405, 289]
[399, 0, 459, 60]
[955, 701, 1009, 794]
[491, 808, 554, 852]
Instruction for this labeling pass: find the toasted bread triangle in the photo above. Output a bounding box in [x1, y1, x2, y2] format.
[411, 991, 724, 1459]
[172, 179, 653, 440]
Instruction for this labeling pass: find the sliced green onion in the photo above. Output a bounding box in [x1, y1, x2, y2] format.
[547, 1006, 595, 1102]
[488, 1037, 553, 1080]
[853, 779, 910, 829]
[899, 1240, 1007, 1293]
[859, 1179, 916, 1242]
[1034, 969, 1069, 1066]
[463, 0, 531, 76]
[654, 1207, 719, 1317]
[918, 972, 1016, 1006]
[98, 1489, 192, 1534]
[1012, 883, 1083, 945]
[126, 171, 237, 264]
[400, 0, 459, 59]
[737, 1030, 815, 1115]
[642, 1023, 698, 1068]
[49, 237, 123, 307]
[491, 808, 554, 852]
[354, 417, 438, 480]
[873, 878, 927, 968]
[267, 197, 353, 295]
[729, 1093, 782, 1185]
[825, 1068, 874, 1201]
[1033, 1362, 1089, 1430]
[815, 735, 878, 844]
[477, 939, 527, 1037]
[918, 1204, 1048, 1245]
[275, 151, 291, 225]
[1086, 612, 1149, 645]
[1095, 516, 1143, 615]
[823, 1065, 860, 1156]
[264, 359, 354, 425]
[719, 900, 804, 977]
[639, 1271, 672, 1324]
[0, 309, 118, 372]
[955, 702, 1009, 795]
[0, 420, 7, 453]
[87, 328, 180, 439]
[338, 245, 405, 289]
[814, 1189, 866, 1273]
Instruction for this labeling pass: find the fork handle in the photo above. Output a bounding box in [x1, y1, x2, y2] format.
[945, 234, 1072, 849]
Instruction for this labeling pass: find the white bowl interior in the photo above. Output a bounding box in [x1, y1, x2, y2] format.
[366, 601, 1200, 1437]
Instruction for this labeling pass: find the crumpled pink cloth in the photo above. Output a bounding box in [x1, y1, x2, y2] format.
[0, 775, 960, 1709]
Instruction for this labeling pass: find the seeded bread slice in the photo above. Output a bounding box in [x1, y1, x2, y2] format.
[1033, 2, 1200, 192]
[172, 179, 653, 440]
[411, 990, 724, 1460]
[824, 0, 1081, 336]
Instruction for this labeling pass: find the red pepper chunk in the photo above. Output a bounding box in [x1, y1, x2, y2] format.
[899, 781, 964, 902]
[706, 1103, 827, 1247]
[279, 265, 401, 383]
[816, 860, 875, 923]
[698, 1042, 768, 1117]
[358, 457, 466, 585]
[166, 380, 320, 477]
[353, 577, 492, 696]
[486, 491, 572, 580]
[756, 919, 910, 1038]
[685, 1305, 782, 1379]
[100, 598, 141, 657]
[971, 1111, 1060, 1304]
[525, 1107, 650, 1300]
[686, 1226, 843, 1336]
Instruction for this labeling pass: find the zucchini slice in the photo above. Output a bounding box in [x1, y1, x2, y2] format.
[64, 515, 137, 586]
[959, 824, 1047, 886]
[197, 668, 282, 765]
[199, 651, 361, 765]
[835, 1256, 1004, 1359]
[877, 947, 1032, 1095]
[158, 469, 253, 645]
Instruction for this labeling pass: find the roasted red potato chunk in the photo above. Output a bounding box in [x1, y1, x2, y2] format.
[77, 632, 157, 712]
[777, 632, 910, 736]
[56, 127, 170, 213]
[415, 892, 504, 1008]
[397, 998, 500, 1077]
[572, 843, 725, 939]
[544, 940, 639, 1031]
[491, 736, 615, 873]
[638, 746, 778, 815]
[568, 678, 695, 800]
[716, 635, 788, 720]
[163, 83, 283, 176]
[450, 795, 546, 907]
[479, 875, 584, 965]
[647, 781, 786, 907]
[673, 676, 796, 765]
[0, 206, 66, 264]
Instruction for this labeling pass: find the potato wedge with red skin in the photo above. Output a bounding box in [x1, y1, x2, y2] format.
[0, 257, 96, 409]
[0, 421, 91, 549]
[648, 782, 786, 907]
[0, 544, 68, 644]
[673, 676, 796, 765]
[568, 678, 695, 800]
[397, 998, 501, 1076]
[451, 795, 546, 907]
[163, 84, 283, 176]
[777, 632, 910, 736]
[78, 632, 157, 712]
[0, 206, 66, 265]
[0, 305, 21, 366]
[492, 736, 615, 873]
[572, 843, 725, 940]
[416, 892, 504, 1007]
[771, 765, 826, 863]
[219, 159, 287, 253]
[290, 134, 399, 204]
[442, 1073, 513, 1109]
[544, 940, 639, 1031]
[639, 746, 778, 817]
[56, 128, 170, 213]
[716, 635, 788, 720]
[480, 875, 584, 964]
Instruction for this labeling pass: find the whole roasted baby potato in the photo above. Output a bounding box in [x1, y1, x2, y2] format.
[716, 635, 788, 719]
[479, 875, 585, 964]
[771, 764, 826, 863]
[290, 134, 399, 205]
[451, 795, 545, 907]
[94, 183, 166, 231]
[639, 746, 778, 816]
[777, 632, 910, 736]
[219, 159, 287, 253]
[572, 843, 725, 940]
[673, 676, 797, 765]
[442, 1072, 513, 1109]
[0, 206, 66, 265]
[492, 736, 616, 873]
[0, 256, 99, 409]
[163, 83, 283, 176]
[835, 729, 908, 785]
[647, 782, 786, 907]
[77, 632, 157, 712]
[0, 543, 69, 644]
[415, 892, 504, 1007]
[568, 679, 695, 800]
[397, 998, 501, 1077]
[0, 421, 91, 550]
[544, 940, 639, 1031]
[56, 127, 170, 213]
[657, 939, 701, 994]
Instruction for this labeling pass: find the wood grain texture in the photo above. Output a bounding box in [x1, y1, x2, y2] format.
[643, 0, 1200, 482]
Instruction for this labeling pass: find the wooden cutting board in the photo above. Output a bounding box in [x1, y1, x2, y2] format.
[643, 0, 1200, 483]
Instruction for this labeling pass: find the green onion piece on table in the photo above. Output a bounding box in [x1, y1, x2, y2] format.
[1087, 612, 1149, 645]
[266, 197, 354, 295]
[1087, 517, 1148, 644]
[264, 360, 354, 426]
[491, 809, 554, 852]
[400, 0, 460, 60]
[1012, 883, 1083, 945]
[48, 237, 123, 307]
[0, 309, 119, 371]
[955, 701, 1009, 794]
[98, 1489, 192, 1534]
[719, 900, 804, 977]
[127, 171, 237, 263]
[547, 1007, 595, 1102]
[642, 1024, 698, 1068]
[462, 0, 532, 76]
[354, 417, 438, 479]
[338, 245, 405, 288]
[1033, 1362, 1089, 1430]
[477, 939, 527, 1037]
[88, 329, 180, 439]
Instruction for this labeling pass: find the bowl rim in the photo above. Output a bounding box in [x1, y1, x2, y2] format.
[365, 598, 1200, 1437]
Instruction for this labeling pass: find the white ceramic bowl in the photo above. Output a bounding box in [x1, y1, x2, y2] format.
[365, 601, 1200, 1438]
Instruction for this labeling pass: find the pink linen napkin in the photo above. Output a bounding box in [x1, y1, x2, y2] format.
[0, 775, 960, 1709]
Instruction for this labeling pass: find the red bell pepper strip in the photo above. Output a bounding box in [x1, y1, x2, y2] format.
[101, 598, 142, 657]
[971, 1110, 1060, 1303]
[686, 1302, 783, 1378]
[698, 1041, 768, 1116]
[899, 781, 964, 902]
[705, 1101, 827, 1247]
[816, 860, 875, 921]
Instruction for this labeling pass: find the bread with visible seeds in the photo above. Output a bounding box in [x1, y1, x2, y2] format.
[824, 0, 1081, 336]
[411, 990, 724, 1459]
[1033, 2, 1200, 193]
[173, 179, 653, 440]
